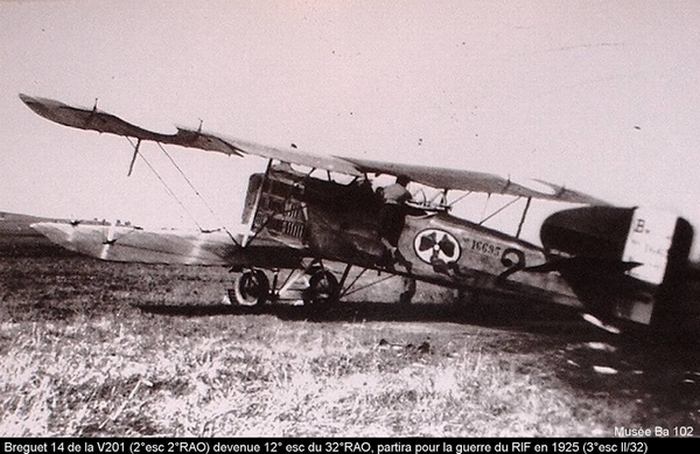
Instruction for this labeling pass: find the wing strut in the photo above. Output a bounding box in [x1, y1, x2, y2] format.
[516, 197, 532, 239]
[127, 139, 142, 177]
[243, 158, 273, 247]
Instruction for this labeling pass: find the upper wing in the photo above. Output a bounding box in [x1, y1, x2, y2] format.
[19, 94, 359, 175]
[20, 94, 607, 204]
[19, 94, 246, 157]
[341, 157, 608, 205]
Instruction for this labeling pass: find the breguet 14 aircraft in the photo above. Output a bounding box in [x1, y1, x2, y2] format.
[19, 94, 700, 333]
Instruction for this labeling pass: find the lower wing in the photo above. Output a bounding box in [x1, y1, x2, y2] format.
[31, 222, 238, 265]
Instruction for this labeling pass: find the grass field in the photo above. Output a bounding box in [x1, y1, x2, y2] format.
[1, 219, 699, 437]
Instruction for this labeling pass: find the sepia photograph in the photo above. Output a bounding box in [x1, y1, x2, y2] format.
[1, 0, 699, 439]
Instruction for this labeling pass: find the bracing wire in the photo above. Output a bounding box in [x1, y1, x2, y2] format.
[125, 138, 240, 246]
[155, 142, 240, 246]
[125, 137, 204, 231]
[155, 142, 221, 221]
[478, 196, 522, 226]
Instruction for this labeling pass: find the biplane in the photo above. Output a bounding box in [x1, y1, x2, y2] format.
[19, 94, 700, 331]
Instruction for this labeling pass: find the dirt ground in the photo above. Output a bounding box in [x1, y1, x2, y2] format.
[0, 226, 699, 437]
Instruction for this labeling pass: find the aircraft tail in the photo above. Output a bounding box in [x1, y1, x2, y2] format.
[621, 208, 682, 285]
[612, 208, 692, 324]
[541, 206, 694, 325]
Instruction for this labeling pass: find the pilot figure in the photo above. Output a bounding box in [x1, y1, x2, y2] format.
[378, 175, 412, 271]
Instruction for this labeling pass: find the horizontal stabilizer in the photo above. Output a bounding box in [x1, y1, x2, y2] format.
[31, 222, 238, 265]
[525, 256, 641, 275]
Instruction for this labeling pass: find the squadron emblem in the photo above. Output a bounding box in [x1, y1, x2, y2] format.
[413, 229, 461, 265]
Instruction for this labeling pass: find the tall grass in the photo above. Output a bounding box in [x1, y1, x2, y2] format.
[1, 312, 641, 437]
[1, 253, 698, 436]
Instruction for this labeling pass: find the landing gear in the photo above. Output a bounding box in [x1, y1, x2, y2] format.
[303, 270, 340, 308]
[398, 276, 416, 306]
[453, 288, 480, 320]
[228, 263, 340, 309]
[232, 269, 270, 307]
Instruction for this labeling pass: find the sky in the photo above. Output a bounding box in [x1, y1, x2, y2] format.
[1, 0, 700, 256]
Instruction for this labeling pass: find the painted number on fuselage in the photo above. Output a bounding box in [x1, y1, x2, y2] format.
[470, 239, 502, 258]
[469, 239, 526, 279]
[498, 248, 526, 281]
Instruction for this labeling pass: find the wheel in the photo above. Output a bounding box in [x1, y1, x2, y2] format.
[303, 270, 340, 307]
[456, 288, 479, 306]
[398, 277, 416, 306]
[452, 288, 479, 320]
[233, 270, 269, 307]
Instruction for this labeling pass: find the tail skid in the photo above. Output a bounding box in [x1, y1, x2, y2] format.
[582, 313, 621, 335]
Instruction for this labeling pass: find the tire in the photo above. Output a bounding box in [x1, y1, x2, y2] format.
[233, 270, 269, 307]
[453, 288, 480, 320]
[303, 270, 340, 308]
[398, 277, 416, 306]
